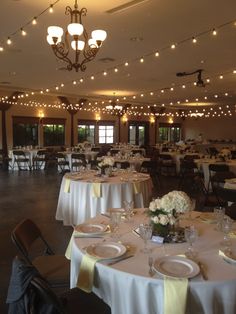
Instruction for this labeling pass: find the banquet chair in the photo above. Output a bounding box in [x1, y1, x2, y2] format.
[208, 164, 235, 198]
[55, 153, 70, 173]
[11, 219, 70, 289]
[114, 161, 130, 169]
[207, 147, 218, 157]
[31, 276, 111, 314]
[7, 256, 111, 314]
[178, 158, 201, 189]
[110, 149, 119, 156]
[140, 160, 161, 186]
[71, 153, 86, 171]
[215, 186, 236, 220]
[159, 154, 176, 176]
[231, 150, 236, 159]
[12, 150, 31, 170]
[32, 150, 47, 170]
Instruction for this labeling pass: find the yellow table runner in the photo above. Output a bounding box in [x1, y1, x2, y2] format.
[77, 254, 100, 293]
[133, 182, 141, 194]
[164, 276, 188, 314]
[64, 178, 71, 193]
[91, 182, 101, 198]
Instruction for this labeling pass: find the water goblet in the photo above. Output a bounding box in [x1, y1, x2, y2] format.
[123, 200, 134, 222]
[214, 207, 225, 231]
[184, 225, 198, 258]
[139, 223, 153, 254]
[109, 210, 122, 240]
[221, 215, 233, 252]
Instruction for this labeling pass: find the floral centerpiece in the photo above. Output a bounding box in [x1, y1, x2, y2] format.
[218, 148, 231, 161]
[149, 191, 191, 238]
[98, 156, 115, 175]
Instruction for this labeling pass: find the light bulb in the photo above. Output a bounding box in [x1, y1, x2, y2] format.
[71, 40, 85, 51]
[68, 23, 83, 36]
[91, 30, 107, 42]
[47, 26, 63, 38]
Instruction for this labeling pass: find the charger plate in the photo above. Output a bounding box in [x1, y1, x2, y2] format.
[75, 223, 107, 235]
[153, 256, 200, 279]
[86, 242, 126, 260]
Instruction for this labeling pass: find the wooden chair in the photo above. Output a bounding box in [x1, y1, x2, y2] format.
[11, 219, 70, 289]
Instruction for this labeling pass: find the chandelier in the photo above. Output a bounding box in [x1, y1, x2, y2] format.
[47, 0, 107, 72]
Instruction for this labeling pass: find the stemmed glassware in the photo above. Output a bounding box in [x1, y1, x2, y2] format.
[123, 200, 134, 222]
[184, 225, 198, 258]
[221, 215, 233, 253]
[109, 210, 122, 241]
[139, 223, 153, 254]
[214, 207, 225, 231]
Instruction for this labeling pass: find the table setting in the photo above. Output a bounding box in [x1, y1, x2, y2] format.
[56, 166, 153, 226]
[66, 192, 236, 314]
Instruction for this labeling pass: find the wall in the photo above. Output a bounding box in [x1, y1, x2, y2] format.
[3, 103, 234, 149]
[183, 116, 236, 141]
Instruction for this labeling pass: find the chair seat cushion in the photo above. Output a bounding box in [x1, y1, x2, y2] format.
[33, 255, 70, 286]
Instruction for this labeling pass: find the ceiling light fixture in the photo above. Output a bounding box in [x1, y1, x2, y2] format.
[47, 0, 107, 72]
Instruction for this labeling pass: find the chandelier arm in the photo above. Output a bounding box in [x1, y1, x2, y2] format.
[51, 44, 73, 71]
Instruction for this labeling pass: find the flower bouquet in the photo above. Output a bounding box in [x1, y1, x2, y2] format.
[149, 191, 191, 240]
[98, 157, 115, 175]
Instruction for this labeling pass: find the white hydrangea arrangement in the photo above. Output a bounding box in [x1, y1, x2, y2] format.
[149, 191, 191, 229]
[98, 156, 115, 168]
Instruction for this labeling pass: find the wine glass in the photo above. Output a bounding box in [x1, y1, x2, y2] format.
[221, 216, 233, 253]
[184, 225, 198, 258]
[139, 223, 153, 254]
[123, 200, 134, 222]
[214, 207, 225, 231]
[109, 210, 122, 240]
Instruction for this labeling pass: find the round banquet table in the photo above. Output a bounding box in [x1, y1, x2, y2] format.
[69, 211, 236, 314]
[56, 170, 153, 226]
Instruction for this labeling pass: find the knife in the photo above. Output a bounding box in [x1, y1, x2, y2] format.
[108, 254, 134, 265]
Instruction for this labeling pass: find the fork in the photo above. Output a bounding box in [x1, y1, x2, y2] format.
[148, 256, 155, 277]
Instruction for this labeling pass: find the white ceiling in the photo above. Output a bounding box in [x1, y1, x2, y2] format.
[1, 0, 236, 110]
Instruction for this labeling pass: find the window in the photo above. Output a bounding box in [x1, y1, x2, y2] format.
[13, 116, 39, 147]
[98, 125, 114, 144]
[78, 124, 95, 144]
[128, 122, 148, 146]
[42, 118, 65, 146]
[158, 123, 181, 142]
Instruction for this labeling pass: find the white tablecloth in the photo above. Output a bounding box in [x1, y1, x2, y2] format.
[56, 171, 153, 225]
[160, 152, 200, 174]
[69, 211, 236, 314]
[61, 151, 99, 169]
[9, 148, 43, 170]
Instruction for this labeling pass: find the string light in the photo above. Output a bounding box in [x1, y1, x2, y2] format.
[49, 4, 54, 13]
[21, 28, 27, 36]
[32, 17, 37, 25]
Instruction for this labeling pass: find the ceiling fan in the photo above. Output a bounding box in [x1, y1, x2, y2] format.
[176, 69, 206, 87]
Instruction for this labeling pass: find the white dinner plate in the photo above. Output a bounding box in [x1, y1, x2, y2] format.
[153, 256, 200, 279]
[75, 223, 107, 235]
[86, 242, 126, 259]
